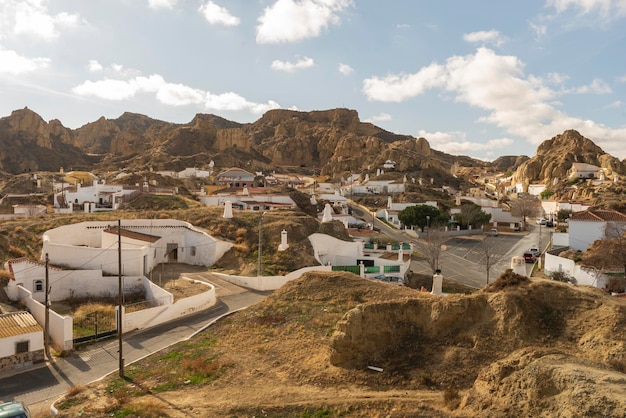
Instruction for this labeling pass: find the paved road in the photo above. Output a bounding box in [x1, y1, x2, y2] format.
[0, 274, 269, 416]
[349, 201, 551, 288]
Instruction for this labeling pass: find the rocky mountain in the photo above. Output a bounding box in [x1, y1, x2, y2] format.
[0, 107, 486, 184]
[512, 130, 625, 187]
[0, 108, 98, 173]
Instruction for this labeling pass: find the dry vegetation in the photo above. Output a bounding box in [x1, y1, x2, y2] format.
[53, 271, 626, 417]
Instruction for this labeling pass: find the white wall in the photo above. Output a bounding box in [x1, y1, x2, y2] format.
[42, 220, 232, 276]
[544, 253, 607, 288]
[569, 221, 605, 251]
[552, 232, 569, 248]
[213, 266, 333, 291]
[123, 279, 215, 331]
[309, 233, 363, 266]
[0, 330, 43, 358]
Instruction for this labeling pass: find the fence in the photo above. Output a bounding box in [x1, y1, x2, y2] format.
[73, 309, 118, 344]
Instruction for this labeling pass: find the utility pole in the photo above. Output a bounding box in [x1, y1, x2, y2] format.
[257, 212, 265, 277]
[44, 253, 51, 361]
[117, 220, 124, 377]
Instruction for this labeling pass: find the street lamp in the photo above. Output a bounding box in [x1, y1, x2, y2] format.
[426, 215, 430, 230]
[257, 211, 267, 277]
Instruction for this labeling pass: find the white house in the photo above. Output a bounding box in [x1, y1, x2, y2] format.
[0, 311, 44, 373]
[198, 193, 296, 211]
[350, 180, 405, 195]
[568, 208, 626, 251]
[41, 220, 233, 276]
[177, 167, 212, 179]
[54, 180, 139, 212]
[569, 162, 602, 179]
[308, 233, 411, 279]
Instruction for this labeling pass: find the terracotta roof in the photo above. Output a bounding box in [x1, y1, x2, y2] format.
[570, 209, 626, 222]
[103, 227, 161, 243]
[0, 311, 42, 338]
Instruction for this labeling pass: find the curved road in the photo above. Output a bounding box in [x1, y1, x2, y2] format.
[0, 274, 269, 416]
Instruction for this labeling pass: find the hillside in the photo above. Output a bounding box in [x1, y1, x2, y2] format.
[0, 107, 490, 184]
[53, 271, 626, 417]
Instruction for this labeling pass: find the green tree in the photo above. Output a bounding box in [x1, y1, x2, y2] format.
[453, 203, 492, 228]
[540, 189, 555, 200]
[557, 209, 573, 221]
[398, 204, 446, 230]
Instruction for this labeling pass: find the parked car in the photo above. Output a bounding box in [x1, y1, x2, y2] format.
[527, 247, 541, 257]
[0, 401, 31, 418]
[523, 252, 536, 263]
[536, 218, 547, 225]
[373, 275, 404, 285]
[488, 228, 498, 236]
[546, 220, 554, 227]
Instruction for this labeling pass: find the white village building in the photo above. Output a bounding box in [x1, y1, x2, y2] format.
[41, 219, 233, 276]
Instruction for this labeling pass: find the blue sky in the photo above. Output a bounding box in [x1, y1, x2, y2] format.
[0, 0, 625, 160]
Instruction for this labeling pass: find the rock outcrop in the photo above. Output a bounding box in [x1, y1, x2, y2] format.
[512, 130, 625, 188]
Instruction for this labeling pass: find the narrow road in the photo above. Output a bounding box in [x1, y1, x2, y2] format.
[0, 274, 269, 416]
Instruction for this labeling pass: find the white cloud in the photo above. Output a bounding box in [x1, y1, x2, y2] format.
[0, 47, 50, 74]
[271, 56, 314, 72]
[72, 72, 280, 114]
[571, 78, 612, 94]
[420, 129, 514, 154]
[546, 0, 626, 19]
[72, 79, 139, 100]
[617, 75, 626, 83]
[369, 113, 392, 122]
[363, 47, 626, 157]
[396, 23, 411, 29]
[205, 92, 281, 113]
[148, 0, 177, 10]
[529, 21, 547, 40]
[256, 0, 353, 44]
[198, 1, 240, 26]
[0, 0, 81, 41]
[87, 60, 103, 72]
[606, 100, 623, 108]
[156, 83, 205, 106]
[338, 63, 353, 75]
[362, 63, 446, 102]
[463, 30, 506, 47]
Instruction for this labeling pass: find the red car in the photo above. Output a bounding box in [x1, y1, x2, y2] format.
[523, 252, 536, 263]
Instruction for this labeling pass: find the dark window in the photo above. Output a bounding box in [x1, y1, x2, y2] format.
[34, 280, 43, 292]
[190, 246, 196, 257]
[16, 340, 29, 354]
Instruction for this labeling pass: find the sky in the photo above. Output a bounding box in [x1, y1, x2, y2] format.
[0, 0, 625, 161]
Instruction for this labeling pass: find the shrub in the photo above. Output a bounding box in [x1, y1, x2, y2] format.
[443, 387, 461, 409]
[549, 270, 572, 283]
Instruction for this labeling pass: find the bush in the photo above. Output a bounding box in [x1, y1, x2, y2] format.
[549, 270, 572, 283]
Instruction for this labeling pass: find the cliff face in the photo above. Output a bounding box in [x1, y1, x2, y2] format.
[512, 130, 625, 187]
[0, 107, 543, 179]
[0, 108, 91, 173]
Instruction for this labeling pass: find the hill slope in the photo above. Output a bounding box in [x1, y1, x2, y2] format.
[55, 271, 626, 417]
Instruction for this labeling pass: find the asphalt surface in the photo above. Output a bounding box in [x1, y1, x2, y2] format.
[0, 275, 269, 416]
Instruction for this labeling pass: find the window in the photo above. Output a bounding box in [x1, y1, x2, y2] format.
[190, 246, 196, 257]
[34, 280, 43, 292]
[16, 340, 29, 354]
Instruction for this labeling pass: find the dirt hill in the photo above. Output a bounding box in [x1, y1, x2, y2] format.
[54, 271, 626, 417]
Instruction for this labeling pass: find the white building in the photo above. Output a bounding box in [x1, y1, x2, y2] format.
[569, 162, 602, 179]
[0, 311, 44, 373]
[54, 180, 139, 212]
[198, 193, 296, 211]
[41, 220, 233, 276]
[568, 209, 626, 251]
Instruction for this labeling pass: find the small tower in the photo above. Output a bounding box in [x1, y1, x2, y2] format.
[278, 229, 289, 251]
[223, 200, 233, 219]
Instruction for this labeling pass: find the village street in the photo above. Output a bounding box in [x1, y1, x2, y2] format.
[0, 273, 270, 416]
[363, 206, 547, 289]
